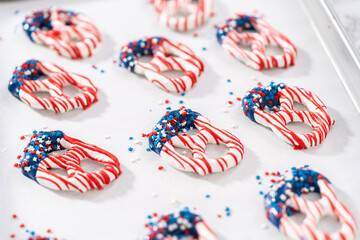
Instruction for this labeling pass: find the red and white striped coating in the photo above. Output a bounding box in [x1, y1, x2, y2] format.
[18, 61, 98, 113]
[160, 115, 244, 175]
[150, 0, 213, 31]
[36, 134, 121, 193]
[196, 221, 218, 240]
[279, 179, 357, 240]
[130, 38, 204, 93]
[253, 86, 334, 149]
[221, 17, 296, 70]
[29, 8, 101, 59]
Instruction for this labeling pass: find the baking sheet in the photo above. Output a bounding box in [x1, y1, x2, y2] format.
[0, 0, 359, 239]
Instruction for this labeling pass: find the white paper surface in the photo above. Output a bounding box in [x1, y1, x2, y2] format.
[0, 0, 359, 239]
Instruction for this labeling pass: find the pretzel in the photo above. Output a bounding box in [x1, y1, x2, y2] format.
[8, 59, 98, 113]
[144, 106, 244, 175]
[150, 0, 213, 31]
[17, 131, 121, 193]
[242, 83, 334, 149]
[265, 167, 357, 240]
[120, 37, 203, 93]
[216, 14, 297, 70]
[23, 7, 101, 59]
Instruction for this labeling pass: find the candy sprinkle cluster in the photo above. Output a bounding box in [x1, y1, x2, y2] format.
[23, 8, 76, 41]
[216, 14, 257, 44]
[144, 207, 203, 240]
[264, 167, 329, 228]
[119, 37, 165, 72]
[242, 82, 286, 122]
[15, 131, 65, 182]
[144, 106, 201, 155]
[8, 59, 42, 99]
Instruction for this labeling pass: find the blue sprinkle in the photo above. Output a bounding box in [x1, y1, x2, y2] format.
[227, 79, 231, 83]
[31, 231, 35, 235]
[179, 100, 184, 104]
[256, 175, 260, 180]
[291, 167, 296, 170]
[225, 207, 230, 212]
[304, 164, 309, 167]
[180, 93, 185, 96]
[147, 215, 152, 219]
[100, 70, 105, 73]
[205, 194, 210, 198]
[118, 63, 122, 67]
[226, 212, 231, 216]
[149, 109, 152, 112]
[129, 137, 134, 140]
[202, 47, 207, 51]
[229, 92, 233, 95]
[258, 181, 262, 185]
[260, 191, 263, 195]
[166, 107, 171, 110]
[128, 147, 134, 152]
[146, 148, 151, 151]
[32, 130, 37, 134]
[14, 10, 19, 15]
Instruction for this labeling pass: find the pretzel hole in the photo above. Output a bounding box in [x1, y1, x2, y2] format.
[80, 158, 105, 173]
[237, 42, 252, 52]
[288, 211, 306, 224]
[293, 102, 309, 112]
[317, 215, 342, 233]
[205, 144, 229, 159]
[62, 85, 82, 97]
[301, 192, 321, 201]
[175, 147, 193, 158]
[286, 122, 313, 134]
[161, 70, 185, 78]
[265, 45, 284, 56]
[32, 90, 52, 98]
[172, 9, 192, 18]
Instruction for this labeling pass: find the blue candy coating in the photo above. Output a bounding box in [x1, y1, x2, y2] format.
[145, 207, 203, 240]
[22, 8, 76, 42]
[119, 37, 165, 72]
[20, 131, 65, 182]
[264, 168, 330, 228]
[8, 59, 42, 99]
[148, 108, 201, 155]
[241, 82, 286, 122]
[216, 15, 257, 44]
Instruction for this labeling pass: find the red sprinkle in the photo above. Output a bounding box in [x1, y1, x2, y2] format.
[228, 101, 233, 105]
[158, 166, 164, 170]
[265, 172, 269, 176]
[10, 234, 15, 238]
[193, 33, 198, 37]
[47, 229, 52, 233]
[20, 136, 25, 140]
[17, 155, 21, 159]
[20, 223, 25, 228]
[217, 214, 222, 218]
[236, 97, 241, 101]
[164, 99, 170, 104]
[12, 214, 17, 219]
[153, 213, 158, 217]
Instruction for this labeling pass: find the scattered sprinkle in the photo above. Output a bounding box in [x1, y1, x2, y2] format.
[222, 108, 229, 113]
[231, 124, 238, 129]
[227, 79, 231, 83]
[179, 100, 184, 104]
[206, 194, 211, 198]
[152, 192, 158, 198]
[129, 137, 134, 140]
[128, 147, 134, 152]
[251, 75, 257, 81]
[180, 93, 185, 96]
[100, 70, 105, 73]
[42, 125, 48, 130]
[229, 92, 233, 95]
[158, 166, 164, 170]
[202, 47, 207, 51]
[165, 99, 170, 104]
[261, 223, 269, 229]
[256, 175, 261, 180]
[146, 148, 151, 152]
[193, 33, 198, 37]
[104, 135, 111, 139]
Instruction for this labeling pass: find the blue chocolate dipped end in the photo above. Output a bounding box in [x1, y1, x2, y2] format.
[147, 107, 201, 155]
[119, 37, 165, 72]
[264, 167, 330, 228]
[145, 207, 202, 240]
[20, 130, 65, 182]
[8, 59, 43, 100]
[216, 15, 258, 44]
[242, 82, 286, 122]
